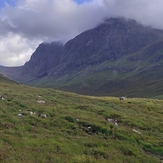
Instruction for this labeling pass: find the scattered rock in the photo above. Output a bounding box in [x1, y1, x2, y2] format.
[107, 118, 118, 126]
[119, 97, 127, 100]
[17, 114, 23, 117]
[132, 129, 142, 135]
[29, 111, 35, 115]
[37, 100, 45, 104]
[0, 95, 4, 100]
[114, 122, 118, 126]
[107, 118, 113, 123]
[39, 114, 47, 118]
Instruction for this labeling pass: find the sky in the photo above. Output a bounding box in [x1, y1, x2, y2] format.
[0, 0, 163, 66]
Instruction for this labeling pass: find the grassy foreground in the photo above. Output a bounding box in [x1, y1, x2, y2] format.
[0, 79, 163, 162]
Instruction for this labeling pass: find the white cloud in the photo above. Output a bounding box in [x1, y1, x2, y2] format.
[0, 0, 163, 66]
[103, 0, 163, 28]
[0, 32, 41, 66]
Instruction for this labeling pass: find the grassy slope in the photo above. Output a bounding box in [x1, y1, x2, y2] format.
[34, 66, 163, 98]
[0, 77, 163, 162]
[0, 74, 15, 83]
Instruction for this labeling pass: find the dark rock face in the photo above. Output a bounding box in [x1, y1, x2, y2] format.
[60, 18, 159, 72]
[0, 42, 63, 82]
[23, 42, 63, 75]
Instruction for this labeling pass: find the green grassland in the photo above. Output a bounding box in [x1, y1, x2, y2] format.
[0, 77, 163, 162]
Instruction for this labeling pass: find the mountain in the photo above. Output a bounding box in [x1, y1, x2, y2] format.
[0, 42, 63, 83]
[23, 42, 63, 75]
[1, 17, 163, 98]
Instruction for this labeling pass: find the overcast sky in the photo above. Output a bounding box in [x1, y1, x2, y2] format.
[0, 0, 163, 66]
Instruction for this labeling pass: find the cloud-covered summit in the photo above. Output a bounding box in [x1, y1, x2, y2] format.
[0, 0, 163, 66]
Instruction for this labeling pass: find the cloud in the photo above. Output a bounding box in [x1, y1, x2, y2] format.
[1, 0, 106, 41]
[0, 0, 163, 66]
[0, 0, 106, 66]
[0, 32, 41, 66]
[103, 0, 163, 29]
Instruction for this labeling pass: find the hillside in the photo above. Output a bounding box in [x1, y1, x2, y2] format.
[0, 73, 15, 84]
[0, 76, 163, 162]
[1, 17, 163, 97]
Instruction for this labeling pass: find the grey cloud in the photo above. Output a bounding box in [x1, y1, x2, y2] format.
[0, 0, 163, 40]
[2, 0, 163, 42]
[1, 0, 106, 42]
[103, 0, 163, 29]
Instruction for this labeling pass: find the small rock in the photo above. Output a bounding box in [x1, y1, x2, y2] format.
[107, 118, 113, 123]
[119, 97, 127, 100]
[29, 111, 35, 115]
[37, 100, 45, 104]
[107, 118, 118, 126]
[114, 122, 118, 126]
[39, 114, 47, 118]
[132, 129, 142, 135]
[0, 95, 4, 100]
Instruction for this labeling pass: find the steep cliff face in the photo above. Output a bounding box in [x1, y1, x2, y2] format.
[1, 17, 163, 97]
[23, 42, 63, 76]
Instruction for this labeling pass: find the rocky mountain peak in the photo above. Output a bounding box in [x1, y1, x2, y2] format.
[60, 17, 159, 70]
[23, 41, 63, 75]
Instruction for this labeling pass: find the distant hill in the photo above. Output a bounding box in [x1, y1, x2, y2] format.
[1, 17, 163, 98]
[0, 73, 15, 83]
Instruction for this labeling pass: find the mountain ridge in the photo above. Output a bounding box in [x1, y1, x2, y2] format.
[1, 17, 163, 97]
